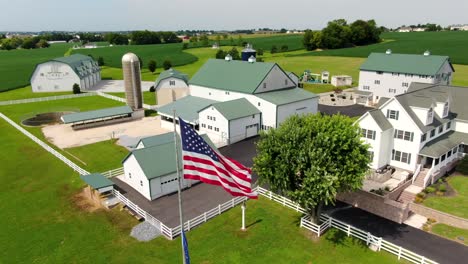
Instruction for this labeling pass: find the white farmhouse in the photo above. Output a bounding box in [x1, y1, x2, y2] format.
[154, 68, 189, 106]
[30, 54, 101, 92]
[357, 82, 468, 189]
[122, 132, 218, 200]
[157, 58, 318, 146]
[358, 51, 454, 104]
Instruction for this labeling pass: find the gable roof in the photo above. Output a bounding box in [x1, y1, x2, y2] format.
[255, 88, 318, 105]
[138, 132, 175, 148]
[61, 106, 132, 124]
[189, 59, 278, 94]
[360, 53, 454, 76]
[52, 54, 100, 78]
[201, 98, 261, 121]
[368, 109, 393, 131]
[156, 96, 218, 123]
[123, 134, 216, 180]
[154, 68, 189, 88]
[80, 173, 114, 189]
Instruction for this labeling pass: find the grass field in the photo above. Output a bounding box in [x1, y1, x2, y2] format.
[0, 43, 72, 92]
[431, 224, 468, 245]
[0, 85, 73, 101]
[300, 31, 468, 65]
[423, 175, 468, 219]
[107, 91, 157, 105]
[0, 119, 401, 263]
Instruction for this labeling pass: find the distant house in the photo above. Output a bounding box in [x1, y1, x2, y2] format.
[122, 132, 217, 200]
[397, 27, 413, 32]
[358, 50, 454, 104]
[412, 27, 426, 32]
[30, 54, 101, 92]
[450, 24, 468, 31]
[154, 68, 190, 106]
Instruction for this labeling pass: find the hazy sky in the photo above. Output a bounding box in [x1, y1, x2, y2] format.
[1, 0, 467, 31]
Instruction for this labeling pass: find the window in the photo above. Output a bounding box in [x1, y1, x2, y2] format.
[209, 92, 211, 95]
[402, 82, 409, 87]
[368, 151, 374, 162]
[201, 123, 206, 128]
[263, 83, 267, 89]
[447, 150, 452, 158]
[140, 180, 143, 186]
[443, 102, 449, 117]
[374, 80, 381, 85]
[434, 158, 439, 165]
[427, 108, 434, 122]
[285, 79, 288, 85]
[446, 121, 451, 130]
[54, 85, 59, 90]
[392, 73, 399, 76]
[438, 126, 443, 133]
[214, 127, 219, 132]
[361, 128, 376, 140]
[169, 80, 175, 86]
[394, 129, 414, 141]
[258, 102, 261, 106]
[421, 133, 427, 142]
[208, 125, 212, 130]
[388, 88, 396, 93]
[430, 129, 435, 138]
[129, 173, 132, 179]
[363, 85, 370, 90]
[392, 150, 411, 164]
[452, 147, 458, 155]
[40, 73, 44, 76]
[225, 91, 230, 95]
[213, 117, 216, 121]
[441, 154, 446, 162]
[387, 110, 399, 120]
[252, 115, 255, 118]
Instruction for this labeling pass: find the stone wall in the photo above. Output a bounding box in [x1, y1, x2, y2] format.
[387, 180, 412, 201]
[409, 203, 468, 229]
[337, 190, 410, 224]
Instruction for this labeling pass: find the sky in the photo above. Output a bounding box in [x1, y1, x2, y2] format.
[1, 0, 467, 32]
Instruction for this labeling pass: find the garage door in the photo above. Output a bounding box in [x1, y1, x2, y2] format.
[245, 124, 258, 138]
[161, 176, 179, 195]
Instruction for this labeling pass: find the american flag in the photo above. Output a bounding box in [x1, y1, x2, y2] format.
[179, 118, 258, 199]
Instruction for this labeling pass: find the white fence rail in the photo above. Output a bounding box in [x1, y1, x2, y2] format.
[256, 186, 438, 264]
[0, 93, 96, 106]
[101, 167, 124, 178]
[412, 164, 422, 184]
[0, 112, 89, 175]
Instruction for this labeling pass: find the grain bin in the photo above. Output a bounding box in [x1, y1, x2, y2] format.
[122, 53, 143, 110]
[241, 44, 256, 61]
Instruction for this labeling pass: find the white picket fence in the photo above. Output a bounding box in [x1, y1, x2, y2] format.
[101, 167, 124, 178]
[0, 112, 89, 176]
[0, 93, 96, 106]
[256, 187, 437, 264]
[96, 92, 153, 110]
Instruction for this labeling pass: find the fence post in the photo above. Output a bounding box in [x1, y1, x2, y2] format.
[218, 204, 221, 215]
[204, 212, 207, 222]
[317, 225, 321, 237]
[188, 220, 191, 231]
[269, 191, 272, 200]
[398, 246, 402, 260]
[421, 256, 425, 264]
[282, 196, 286, 206]
[347, 225, 351, 237]
[296, 204, 299, 212]
[232, 199, 235, 207]
[300, 217, 303, 228]
[378, 237, 382, 251]
[366, 232, 370, 245]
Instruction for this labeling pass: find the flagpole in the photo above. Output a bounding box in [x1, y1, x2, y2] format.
[173, 110, 186, 264]
[241, 200, 246, 231]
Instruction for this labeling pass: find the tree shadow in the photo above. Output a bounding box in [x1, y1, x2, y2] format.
[246, 219, 262, 228]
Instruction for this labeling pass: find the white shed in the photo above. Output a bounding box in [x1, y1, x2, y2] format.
[331, 75, 353, 87]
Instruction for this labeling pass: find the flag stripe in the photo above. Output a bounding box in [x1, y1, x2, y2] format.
[184, 164, 252, 193]
[184, 174, 258, 198]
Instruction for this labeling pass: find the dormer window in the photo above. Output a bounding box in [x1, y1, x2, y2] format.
[443, 102, 449, 117]
[427, 108, 434, 124]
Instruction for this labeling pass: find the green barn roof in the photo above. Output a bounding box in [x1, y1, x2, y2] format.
[154, 68, 189, 88]
[360, 53, 454, 75]
[138, 132, 176, 148]
[255, 88, 318, 105]
[61, 106, 133, 124]
[201, 98, 261, 121]
[156, 96, 218, 123]
[189, 59, 280, 94]
[80, 173, 114, 189]
[52, 54, 100, 78]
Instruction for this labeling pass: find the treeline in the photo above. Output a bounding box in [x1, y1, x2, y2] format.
[0, 36, 49, 50]
[105, 31, 182, 45]
[398, 23, 444, 31]
[303, 19, 381, 50]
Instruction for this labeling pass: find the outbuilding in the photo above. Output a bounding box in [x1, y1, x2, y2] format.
[154, 68, 189, 106]
[331, 75, 353, 87]
[30, 54, 101, 92]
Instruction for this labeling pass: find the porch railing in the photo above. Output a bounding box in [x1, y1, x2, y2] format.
[412, 164, 422, 184]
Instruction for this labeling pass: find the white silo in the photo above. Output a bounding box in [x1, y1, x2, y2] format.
[122, 53, 143, 110]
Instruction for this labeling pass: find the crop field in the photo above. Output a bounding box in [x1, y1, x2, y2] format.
[0, 43, 72, 92]
[300, 31, 468, 65]
[72, 43, 198, 68]
[216, 34, 304, 51]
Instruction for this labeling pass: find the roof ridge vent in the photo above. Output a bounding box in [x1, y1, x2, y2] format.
[424, 50, 431, 56]
[386, 49, 392, 55]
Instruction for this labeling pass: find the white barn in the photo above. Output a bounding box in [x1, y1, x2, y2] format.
[154, 68, 189, 106]
[157, 58, 319, 146]
[122, 132, 218, 200]
[30, 54, 101, 92]
[358, 51, 454, 104]
[357, 83, 468, 188]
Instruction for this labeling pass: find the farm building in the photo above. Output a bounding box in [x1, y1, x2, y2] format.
[287, 72, 300, 86]
[356, 82, 468, 189]
[122, 132, 217, 200]
[154, 68, 189, 106]
[30, 54, 101, 92]
[358, 51, 454, 104]
[157, 58, 319, 146]
[331, 75, 352, 87]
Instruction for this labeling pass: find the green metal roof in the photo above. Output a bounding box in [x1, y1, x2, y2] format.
[360, 53, 453, 75]
[156, 96, 218, 123]
[80, 173, 114, 189]
[154, 68, 189, 88]
[201, 98, 261, 121]
[61, 106, 132, 124]
[368, 109, 393, 131]
[255, 88, 318, 105]
[124, 134, 216, 180]
[189, 59, 280, 94]
[139, 132, 175, 148]
[52, 54, 100, 78]
[420, 131, 468, 158]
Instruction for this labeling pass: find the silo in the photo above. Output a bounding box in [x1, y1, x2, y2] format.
[241, 44, 256, 61]
[122, 53, 143, 110]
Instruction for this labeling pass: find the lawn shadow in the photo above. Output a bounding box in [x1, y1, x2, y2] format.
[246, 219, 262, 228]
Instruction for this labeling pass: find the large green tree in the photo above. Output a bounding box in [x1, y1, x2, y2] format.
[148, 59, 157, 73]
[254, 114, 370, 223]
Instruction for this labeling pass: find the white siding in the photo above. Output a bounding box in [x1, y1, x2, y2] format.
[410, 106, 431, 126]
[359, 113, 385, 169]
[254, 65, 294, 93]
[122, 155, 151, 200]
[156, 78, 188, 90]
[276, 98, 318, 125]
[31, 62, 82, 92]
[199, 107, 229, 146]
[229, 114, 261, 143]
[455, 120, 468, 133]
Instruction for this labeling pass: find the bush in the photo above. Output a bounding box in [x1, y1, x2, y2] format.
[257, 48, 264, 56]
[424, 186, 436, 193]
[182, 43, 188, 49]
[148, 59, 157, 73]
[149, 86, 155, 92]
[416, 192, 426, 199]
[163, 60, 172, 70]
[456, 155, 468, 174]
[280, 45, 289, 52]
[270, 45, 278, 54]
[438, 184, 447, 192]
[97, 56, 105, 66]
[414, 196, 424, 203]
[384, 186, 390, 192]
[422, 223, 431, 231]
[427, 218, 437, 224]
[72, 83, 80, 94]
[436, 191, 444, 196]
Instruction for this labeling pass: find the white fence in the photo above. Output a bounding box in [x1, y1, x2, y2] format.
[0, 112, 89, 176]
[256, 186, 437, 264]
[0, 93, 96, 106]
[96, 92, 153, 110]
[101, 167, 124, 178]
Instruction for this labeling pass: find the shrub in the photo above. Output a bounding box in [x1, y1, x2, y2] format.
[438, 184, 447, 192]
[149, 86, 155, 92]
[182, 43, 188, 49]
[456, 155, 468, 174]
[414, 196, 424, 203]
[270, 45, 278, 54]
[375, 188, 384, 195]
[163, 60, 172, 70]
[427, 218, 437, 224]
[424, 186, 436, 193]
[97, 56, 105, 66]
[280, 45, 289, 52]
[416, 192, 426, 199]
[422, 223, 431, 231]
[384, 186, 390, 192]
[436, 191, 444, 196]
[72, 83, 80, 94]
[257, 48, 264, 56]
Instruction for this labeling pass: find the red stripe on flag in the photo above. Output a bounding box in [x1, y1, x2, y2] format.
[183, 155, 251, 184]
[184, 174, 258, 199]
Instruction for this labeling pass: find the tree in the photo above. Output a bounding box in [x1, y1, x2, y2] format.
[280, 45, 289, 52]
[280, 28, 287, 33]
[228, 47, 240, 60]
[189, 36, 198, 43]
[303, 30, 316, 51]
[222, 33, 228, 40]
[254, 114, 370, 223]
[149, 85, 155, 92]
[257, 48, 264, 56]
[199, 35, 209, 46]
[270, 45, 278, 54]
[36, 39, 50, 48]
[21, 38, 35, 49]
[105, 33, 128, 45]
[148, 59, 157, 73]
[163, 59, 172, 70]
[97, 56, 105, 66]
[215, 49, 227, 59]
[72, 83, 81, 94]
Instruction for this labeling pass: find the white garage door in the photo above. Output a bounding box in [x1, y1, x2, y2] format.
[245, 124, 258, 138]
[161, 176, 179, 195]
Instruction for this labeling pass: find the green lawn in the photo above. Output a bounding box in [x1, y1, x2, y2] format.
[423, 175, 468, 219]
[0, 43, 73, 91]
[431, 224, 468, 245]
[0, 119, 401, 263]
[0, 85, 73, 101]
[106, 91, 157, 105]
[300, 31, 468, 65]
[64, 140, 129, 172]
